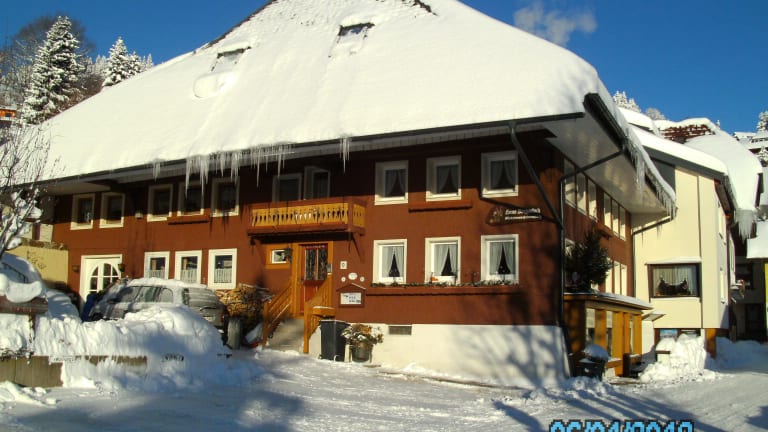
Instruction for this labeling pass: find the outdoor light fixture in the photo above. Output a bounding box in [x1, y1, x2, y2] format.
[71, 264, 80, 273]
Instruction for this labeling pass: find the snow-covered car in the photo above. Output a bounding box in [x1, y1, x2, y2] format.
[86, 278, 242, 348]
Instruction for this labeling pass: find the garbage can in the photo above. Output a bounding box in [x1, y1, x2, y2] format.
[320, 320, 349, 361]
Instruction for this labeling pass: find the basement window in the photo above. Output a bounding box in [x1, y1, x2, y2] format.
[332, 23, 374, 56]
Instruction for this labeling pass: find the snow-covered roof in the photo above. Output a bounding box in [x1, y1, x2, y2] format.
[685, 129, 762, 238]
[40, 0, 672, 214]
[631, 125, 727, 176]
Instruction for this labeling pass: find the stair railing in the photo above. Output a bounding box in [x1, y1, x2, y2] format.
[262, 281, 293, 344]
[302, 282, 334, 353]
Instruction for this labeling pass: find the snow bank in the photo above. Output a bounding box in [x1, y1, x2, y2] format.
[714, 337, 768, 371]
[639, 334, 717, 383]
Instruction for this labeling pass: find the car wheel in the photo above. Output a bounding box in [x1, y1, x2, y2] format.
[226, 317, 242, 350]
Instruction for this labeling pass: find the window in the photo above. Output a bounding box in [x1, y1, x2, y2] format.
[619, 207, 627, 240]
[209, 248, 237, 289]
[564, 160, 576, 206]
[613, 261, 621, 294]
[144, 252, 170, 279]
[71, 194, 95, 229]
[148, 185, 172, 221]
[482, 151, 518, 197]
[612, 200, 620, 235]
[305, 167, 330, 199]
[576, 174, 587, 214]
[375, 161, 408, 205]
[650, 263, 700, 297]
[100, 193, 124, 227]
[427, 156, 461, 201]
[373, 240, 407, 284]
[212, 178, 239, 216]
[273, 174, 301, 202]
[425, 237, 460, 283]
[212, 47, 247, 73]
[175, 251, 202, 283]
[620, 264, 628, 296]
[603, 192, 612, 228]
[178, 183, 204, 216]
[588, 180, 597, 220]
[481, 234, 519, 282]
[605, 260, 614, 293]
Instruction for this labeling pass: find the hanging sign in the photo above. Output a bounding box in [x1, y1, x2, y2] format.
[487, 206, 543, 225]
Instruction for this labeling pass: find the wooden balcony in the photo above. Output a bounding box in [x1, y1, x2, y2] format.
[248, 198, 366, 236]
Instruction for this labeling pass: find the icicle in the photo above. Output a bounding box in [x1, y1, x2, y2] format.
[735, 209, 757, 240]
[152, 160, 162, 180]
[339, 136, 351, 171]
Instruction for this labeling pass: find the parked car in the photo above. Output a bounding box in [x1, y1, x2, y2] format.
[86, 278, 242, 348]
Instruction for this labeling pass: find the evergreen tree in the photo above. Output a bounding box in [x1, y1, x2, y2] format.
[756, 111, 768, 132]
[19, 16, 84, 124]
[102, 37, 130, 88]
[645, 107, 667, 121]
[564, 227, 612, 293]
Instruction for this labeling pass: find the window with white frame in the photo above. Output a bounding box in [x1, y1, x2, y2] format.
[603, 192, 612, 228]
[619, 207, 627, 240]
[71, 194, 95, 229]
[305, 167, 330, 199]
[100, 193, 124, 228]
[588, 180, 597, 220]
[612, 200, 620, 235]
[208, 248, 237, 289]
[425, 237, 460, 283]
[175, 250, 202, 283]
[564, 160, 576, 206]
[148, 184, 172, 221]
[427, 156, 461, 201]
[373, 240, 406, 284]
[613, 261, 621, 294]
[576, 173, 587, 214]
[620, 263, 628, 296]
[178, 182, 204, 216]
[212, 178, 239, 216]
[481, 234, 518, 282]
[482, 151, 518, 197]
[375, 161, 408, 205]
[273, 173, 301, 202]
[605, 260, 614, 293]
[144, 251, 170, 279]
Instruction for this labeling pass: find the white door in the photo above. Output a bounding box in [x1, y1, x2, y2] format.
[80, 255, 122, 299]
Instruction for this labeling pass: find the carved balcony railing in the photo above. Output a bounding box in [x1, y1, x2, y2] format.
[248, 198, 366, 236]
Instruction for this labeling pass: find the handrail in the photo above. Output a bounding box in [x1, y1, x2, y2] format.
[302, 282, 334, 354]
[261, 281, 293, 344]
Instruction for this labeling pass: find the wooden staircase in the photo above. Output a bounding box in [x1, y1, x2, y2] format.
[262, 279, 334, 354]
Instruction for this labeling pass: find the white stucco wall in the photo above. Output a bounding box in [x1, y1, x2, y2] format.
[634, 168, 729, 331]
[309, 324, 570, 387]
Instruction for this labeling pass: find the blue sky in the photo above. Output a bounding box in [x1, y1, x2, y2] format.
[4, 1, 766, 133]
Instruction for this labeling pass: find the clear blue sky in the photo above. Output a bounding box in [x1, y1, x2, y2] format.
[4, 0, 766, 133]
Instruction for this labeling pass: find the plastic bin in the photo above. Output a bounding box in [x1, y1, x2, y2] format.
[320, 320, 349, 361]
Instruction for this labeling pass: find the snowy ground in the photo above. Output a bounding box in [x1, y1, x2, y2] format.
[1, 341, 768, 431]
[1, 268, 767, 431]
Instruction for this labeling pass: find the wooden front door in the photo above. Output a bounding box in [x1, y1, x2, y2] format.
[300, 244, 328, 312]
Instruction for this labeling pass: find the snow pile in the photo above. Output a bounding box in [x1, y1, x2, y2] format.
[495, 375, 619, 413]
[714, 337, 768, 371]
[582, 343, 610, 362]
[639, 333, 718, 383]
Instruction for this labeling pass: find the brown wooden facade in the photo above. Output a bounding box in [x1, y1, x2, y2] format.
[52, 130, 637, 359]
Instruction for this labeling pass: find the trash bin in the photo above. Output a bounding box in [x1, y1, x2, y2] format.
[576, 358, 606, 379]
[320, 320, 349, 361]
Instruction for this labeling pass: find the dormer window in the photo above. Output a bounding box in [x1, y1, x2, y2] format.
[332, 23, 374, 56]
[212, 48, 246, 73]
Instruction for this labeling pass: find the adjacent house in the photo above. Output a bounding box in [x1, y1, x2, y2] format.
[37, 0, 674, 385]
[627, 111, 763, 353]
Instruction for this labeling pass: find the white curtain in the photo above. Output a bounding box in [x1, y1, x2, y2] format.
[382, 244, 404, 279]
[436, 165, 457, 194]
[491, 159, 515, 189]
[434, 243, 457, 276]
[385, 169, 405, 197]
[489, 240, 515, 278]
[654, 265, 697, 295]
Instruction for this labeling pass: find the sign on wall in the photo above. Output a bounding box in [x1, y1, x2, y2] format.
[487, 206, 543, 225]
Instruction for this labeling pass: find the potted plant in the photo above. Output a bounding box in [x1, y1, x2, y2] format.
[342, 323, 383, 362]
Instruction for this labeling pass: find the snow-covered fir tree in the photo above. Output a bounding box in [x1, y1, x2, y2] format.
[756, 111, 768, 132]
[757, 147, 768, 167]
[19, 16, 84, 124]
[102, 37, 131, 88]
[612, 90, 640, 112]
[645, 107, 667, 120]
[103, 38, 152, 88]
